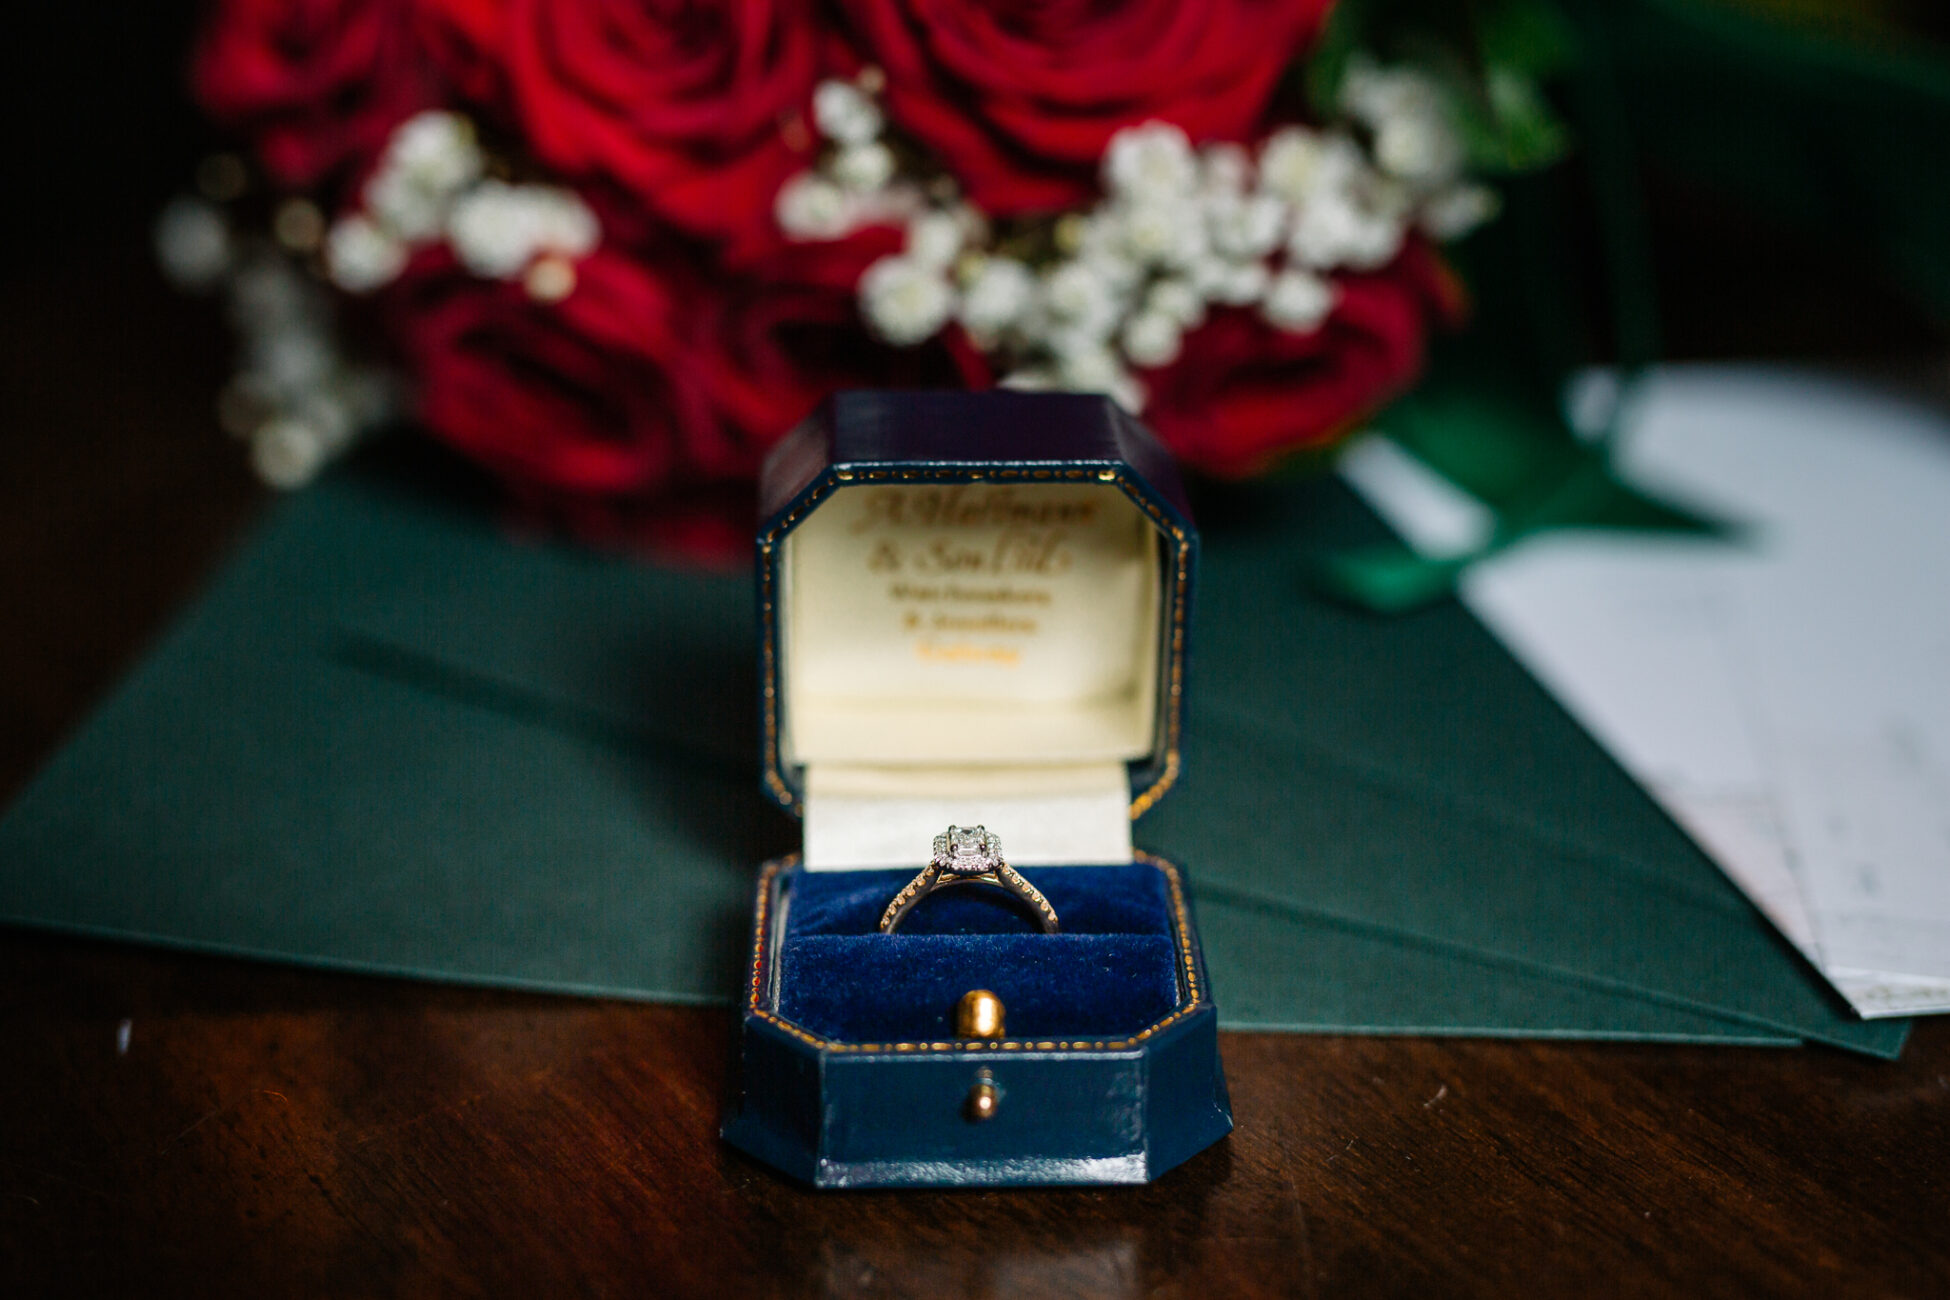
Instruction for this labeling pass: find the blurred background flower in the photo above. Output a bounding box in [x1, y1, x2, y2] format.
[14, 1, 1950, 577]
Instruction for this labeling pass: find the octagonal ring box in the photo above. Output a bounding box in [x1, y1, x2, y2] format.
[720, 390, 1232, 1188]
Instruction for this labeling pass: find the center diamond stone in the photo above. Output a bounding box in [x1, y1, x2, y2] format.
[934, 825, 1001, 876]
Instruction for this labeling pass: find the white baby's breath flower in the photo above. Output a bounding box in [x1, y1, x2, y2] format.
[387, 111, 485, 195]
[1208, 259, 1270, 306]
[447, 181, 599, 279]
[1145, 276, 1206, 329]
[1256, 127, 1328, 205]
[851, 181, 931, 230]
[774, 172, 853, 238]
[366, 111, 483, 241]
[1338, 59, 1408, 125]
[1288, 191, 1404, 271]
[947, 201, 991, 249]
[526, 190, 598, 252]
[1200, 142, 1253, 195]
[957, 256, 1036, 336]
[246, 325, 335, 402]
[1189, 256, 1230, 303]
[1120, 310, 1183, 368]
[324, 214, 408, 293]
[1107, 374, 1147, 413]
[1080, 246, 1146, 298]
[1067, 210, 1139, 270]
[228, 256, 322, 333]
[906, 210, 965, 269]
[1041, 259, 1123, 341]
[154, 197, 232, 291]
[251, 396, 361, 489]
[545, 201, 599, 256]
[1104, 122, 1197, 202]
[1345, 216, 1406, 269]
[813, 79, 884, 147]
[860, 255, 955, 345]
[1056, 342, 1116, 384]
[1374, 111, 1464, 187]
[999, 367, 1061, 392]
[250, 415, 332, 489]
[1262, 268, 1337, 331]
[1114, 201, 1205, 270]
[1340, 61, 1464, 188]
[1042, 322, 1121, 365]
[832, 141, 895, 193]
[1205, 190, 1286, 261]
[1059, 345, 1146, 413]
[1420, 183, 1500, 240]
[293, 387, 353, 446]
[446, 196, 514, 279]
[365, 169, 447, 245]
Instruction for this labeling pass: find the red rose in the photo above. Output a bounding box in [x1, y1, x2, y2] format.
[693, 234, 992, 449]
[1141, 243, 1464, 477]
[390, 245, 738, 505]
[193, 0, 431, 191]
[838, 0, 1331, 216]
[423, 0, 822, 259]
[388, 236, 982, 562]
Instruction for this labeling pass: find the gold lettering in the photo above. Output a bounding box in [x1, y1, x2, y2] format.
[916, 641, 1022, 666]
[930, 612, 1037, 635]
[849, 485, 1100, 534]
[843, 484, 1117, 673]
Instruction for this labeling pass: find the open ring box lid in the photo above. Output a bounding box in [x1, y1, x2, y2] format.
[721, 390, 1231, 1188]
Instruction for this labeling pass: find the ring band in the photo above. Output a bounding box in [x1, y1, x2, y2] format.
[879, 825, 1060, 935]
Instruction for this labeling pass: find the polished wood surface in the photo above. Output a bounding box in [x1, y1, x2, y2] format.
[3, 258, 1948, 1298]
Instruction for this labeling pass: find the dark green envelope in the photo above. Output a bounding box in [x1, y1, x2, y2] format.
[0, 450, 1904, 1056]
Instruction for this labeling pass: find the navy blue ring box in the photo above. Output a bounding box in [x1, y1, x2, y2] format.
[721, 391, 1232, 1188]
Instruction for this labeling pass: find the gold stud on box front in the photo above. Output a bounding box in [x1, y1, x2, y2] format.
[955, 989, 1006, 1040]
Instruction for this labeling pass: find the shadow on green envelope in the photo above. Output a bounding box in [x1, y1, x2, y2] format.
[0, 448, 1905, 1056]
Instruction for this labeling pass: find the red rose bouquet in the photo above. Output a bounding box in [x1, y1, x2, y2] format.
[163, 0, 1521, 560]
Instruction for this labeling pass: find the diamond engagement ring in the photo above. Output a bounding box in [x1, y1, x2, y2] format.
[878, 825, 1060, 935]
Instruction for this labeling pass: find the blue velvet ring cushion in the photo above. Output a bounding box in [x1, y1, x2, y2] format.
[776, 862, 1185, 1043]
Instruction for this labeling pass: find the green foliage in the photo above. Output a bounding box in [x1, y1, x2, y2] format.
[1309, 0, 1575, 174]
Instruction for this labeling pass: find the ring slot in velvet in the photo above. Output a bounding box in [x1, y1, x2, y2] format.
[777, 865, 1182, 1042]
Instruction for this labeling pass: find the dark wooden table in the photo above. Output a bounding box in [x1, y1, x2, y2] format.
[3, 255, 1947, 1298]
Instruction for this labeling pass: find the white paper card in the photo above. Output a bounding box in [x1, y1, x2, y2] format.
[1350, 365, 1950, 1018]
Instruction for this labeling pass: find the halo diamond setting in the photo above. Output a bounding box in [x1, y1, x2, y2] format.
[933, 825, 1004, 876]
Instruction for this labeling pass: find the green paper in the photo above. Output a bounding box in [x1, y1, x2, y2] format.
[1196, 895, 1795, 1044]
[0, 452, 1905, 1055]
